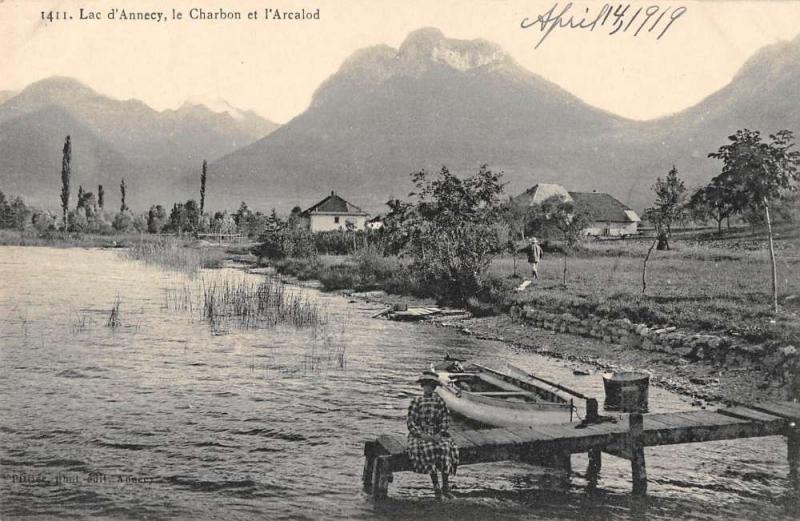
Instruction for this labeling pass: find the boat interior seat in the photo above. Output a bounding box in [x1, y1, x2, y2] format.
[470, 391, 534, 397]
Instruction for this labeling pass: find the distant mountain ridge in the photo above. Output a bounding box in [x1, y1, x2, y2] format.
[2, 28, 799, 213]
[0, 77, 278, 209]
[202, 28, 800, 213]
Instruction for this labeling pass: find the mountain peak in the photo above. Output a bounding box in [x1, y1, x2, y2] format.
[22, 76, 98, 100]
[398, 27, 508, 72]
[311, 27, 512, 107]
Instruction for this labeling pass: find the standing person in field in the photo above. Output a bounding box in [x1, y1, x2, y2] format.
[519, 237, 543, 280]
[407, 372, 459, 500]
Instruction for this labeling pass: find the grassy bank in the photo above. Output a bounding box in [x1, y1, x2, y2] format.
[0, 229, 156, 248]
[268, 231, 799, 345]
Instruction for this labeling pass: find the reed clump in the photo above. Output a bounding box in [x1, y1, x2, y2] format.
[164, 275, 326, 330]
[107, 297, 122, 328]
[125, 239, 225, 274]
[202, 276, 325, 329]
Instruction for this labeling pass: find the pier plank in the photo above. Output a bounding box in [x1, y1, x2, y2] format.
[377, 434, 407, 456]
[670, 411, 749, 429]
[643, 413, 702, 429]
[366, 403, 798, 499]
[458, 428, 494, 448]
[497, 428, 526, 445]
[449, 430, 475, 450]
[717, 406, 787, 424]
[644, 415, 684, 430]
[748, 402, 800, 421]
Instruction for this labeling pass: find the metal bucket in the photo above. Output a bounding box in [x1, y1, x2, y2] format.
[602, 372, 650, 413]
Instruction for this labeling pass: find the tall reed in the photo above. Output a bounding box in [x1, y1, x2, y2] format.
[125, 239, 224, 275]
[165, 275, 326, 330]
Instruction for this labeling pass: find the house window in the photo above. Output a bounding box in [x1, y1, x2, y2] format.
[334, 216, 340, 224]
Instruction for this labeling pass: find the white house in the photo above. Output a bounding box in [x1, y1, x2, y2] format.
[301, 191, 369, 232]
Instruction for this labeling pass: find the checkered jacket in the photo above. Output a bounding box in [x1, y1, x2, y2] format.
[406, 393, 459, 474]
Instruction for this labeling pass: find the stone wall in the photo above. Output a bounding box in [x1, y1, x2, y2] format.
[509, 304, 799, 393]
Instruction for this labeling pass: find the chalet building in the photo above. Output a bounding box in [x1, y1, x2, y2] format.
[512, 183, 572, 206]
[568, 191, 640, 237]
[514, 184, 640, 237]
[301, 191, 369, 232]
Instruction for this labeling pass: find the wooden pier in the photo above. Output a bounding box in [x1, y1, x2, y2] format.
[362, 401, 800, 498]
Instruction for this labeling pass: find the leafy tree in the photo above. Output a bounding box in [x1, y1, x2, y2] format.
[708, 129, 800, 313]
[60, 136, 71, 230]
[499, 197, 528, 242]
[233, 201, 251, 226]
[287, 205, 304, 229]
[147, 205, 168, 233]
[643, 166, 687, 250]
[32, 211, 55, 234]
[184, 199, 200, 232]
[166, 203, 188, 234]
[0, 190, 11, 228]
[68, 207, 89, 232]
[133, 213, 148, 233]
[212, 211, 237, 234]
[120, 178, 128, 212]
[98, 184, 104, 209]
[113, 210, 134, 232]
[77, 190, 98, 217]
[9, 196, 32, 231]
[539, 196, 589, 287]
[382, 197, 415, 255]
[200, 160, 207, 216]
[396, 165, 506, 305]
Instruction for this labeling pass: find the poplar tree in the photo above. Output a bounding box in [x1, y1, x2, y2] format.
[60, 136, 71, 229]
[98, 185, 104, 209]
[120, 179, 128, 212]
[200, 160, 207, 216]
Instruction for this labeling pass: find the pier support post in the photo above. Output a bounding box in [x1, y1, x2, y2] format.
[629, 413, 647, 496]
[587, 449, 602, 490]
[362, 455, 375, 494]
[586, 398, 599, 423]
[372, 456, 392, 499]
[788, 421, 800, 495]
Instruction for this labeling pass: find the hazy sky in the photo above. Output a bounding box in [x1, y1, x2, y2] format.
[1, 0, 799, 123]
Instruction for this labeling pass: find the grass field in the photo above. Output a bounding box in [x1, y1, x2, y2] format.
[494, 232, 800, 345]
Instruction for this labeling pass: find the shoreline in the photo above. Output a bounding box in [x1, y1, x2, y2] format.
[336, 287, 789, 408]
[3, 240, 791, 407]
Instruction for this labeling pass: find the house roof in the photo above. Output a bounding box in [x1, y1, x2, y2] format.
[513, 184, 572, 206]
[301, 191, 368, 216]
[568, 192, 640, 223]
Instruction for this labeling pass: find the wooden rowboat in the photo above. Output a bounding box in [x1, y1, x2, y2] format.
[432, 362, 581, 427]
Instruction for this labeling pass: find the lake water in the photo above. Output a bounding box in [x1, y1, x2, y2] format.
[0, 246, 795, 520]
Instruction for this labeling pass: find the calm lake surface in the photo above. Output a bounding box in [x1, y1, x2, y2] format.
[0, 246, 794, 520]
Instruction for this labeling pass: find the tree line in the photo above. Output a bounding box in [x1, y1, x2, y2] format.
[4, 129, 798, 311]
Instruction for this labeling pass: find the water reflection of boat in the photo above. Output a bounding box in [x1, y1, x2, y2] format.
[432, 360, 580, 427]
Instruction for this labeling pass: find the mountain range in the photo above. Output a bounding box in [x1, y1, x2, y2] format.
[2, 28, 799, 213]
[0, 77, 278, 209]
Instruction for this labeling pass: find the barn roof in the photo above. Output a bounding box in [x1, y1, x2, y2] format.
[301, 191, 368, 216]
[568, 192, 640, 223]
[513, 183, 572, 206]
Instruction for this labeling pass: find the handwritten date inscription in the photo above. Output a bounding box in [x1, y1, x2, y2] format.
[522, 3, 688, 49]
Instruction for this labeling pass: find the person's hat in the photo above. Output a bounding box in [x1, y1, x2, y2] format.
[416, 371, 441, 386]
[530, 237, 539, 243]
